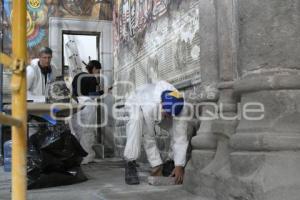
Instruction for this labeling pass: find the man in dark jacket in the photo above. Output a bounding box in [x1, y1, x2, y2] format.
[72, 60, 103, 98]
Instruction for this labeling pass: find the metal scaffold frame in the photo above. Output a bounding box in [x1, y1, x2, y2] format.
[0, 0, 27, 199]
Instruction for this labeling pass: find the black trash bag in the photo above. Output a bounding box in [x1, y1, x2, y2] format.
[40, 131, 87, 169]
[27, 142, 42, 180]
[28, 167, 88, 189]
[27, 130, 88, 189]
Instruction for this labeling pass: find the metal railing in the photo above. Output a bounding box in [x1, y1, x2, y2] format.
[0, 1, 27, 200]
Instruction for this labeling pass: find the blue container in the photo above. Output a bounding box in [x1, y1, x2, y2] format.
[3, 140, 12, 172]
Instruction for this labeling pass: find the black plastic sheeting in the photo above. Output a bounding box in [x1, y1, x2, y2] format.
[27, 129, 88, 189]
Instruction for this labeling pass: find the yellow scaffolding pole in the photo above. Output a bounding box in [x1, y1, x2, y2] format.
[11, 0, 27, 200]
[0, 0, 27, 199]
[0, 113, 22, 127]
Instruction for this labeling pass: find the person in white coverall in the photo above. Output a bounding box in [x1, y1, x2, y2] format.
[27, 47, 55, 98]
[70, 60, 103, 164]
[26, 47, 56, 137]
[124, 80, 188, 185]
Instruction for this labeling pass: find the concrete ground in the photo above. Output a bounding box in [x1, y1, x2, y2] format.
[0, 158, 206, 200]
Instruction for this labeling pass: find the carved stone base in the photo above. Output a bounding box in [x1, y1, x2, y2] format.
[231, 88, 300, 150]
[191, 105, 219, 150]
[228, 151, 300, 200]
[191, 134, 217, 150]
[185, 151, 300, 200]
[184, 150, 216, 197]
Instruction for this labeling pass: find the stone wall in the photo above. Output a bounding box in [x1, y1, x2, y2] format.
[113, 0, 202, 160]
[183, 1, 300, 200]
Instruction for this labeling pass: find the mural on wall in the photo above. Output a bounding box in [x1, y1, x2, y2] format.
[147, 55, 159, 83]
[114, 0, 172, 50]
[152, 0, 169, 20]
[116, 67, 136, 98]
[0, 0, 3, 49]
[114, 0, 201, 98]
[1, 0, 112, 58]
[174, 39, 189, 72]
[61, 0, 93, 16]
[3, 0, 46, 49]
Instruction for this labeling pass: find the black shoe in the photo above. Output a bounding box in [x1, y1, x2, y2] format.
[162, 160, 175, 177]
[125, 161, 140, 185]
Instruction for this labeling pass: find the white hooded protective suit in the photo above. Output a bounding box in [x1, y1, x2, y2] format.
[27, 59, 55, 136]
[69, 96, 97, 164]
[27, 58, 55, 97]
[124, 80, 189, 167]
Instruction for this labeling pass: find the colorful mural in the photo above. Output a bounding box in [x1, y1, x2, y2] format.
[0, 0, 3, 52]
[1, 0, 112, 58]
[4, 0, 46, 49]
[61, 0, 93, 16]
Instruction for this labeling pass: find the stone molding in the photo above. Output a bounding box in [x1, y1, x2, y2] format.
[234, 73, 300, 94]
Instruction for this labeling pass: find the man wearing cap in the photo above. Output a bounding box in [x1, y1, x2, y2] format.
[124, 80, 189, 185]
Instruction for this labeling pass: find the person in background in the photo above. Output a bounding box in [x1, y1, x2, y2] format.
[71, 60, 103, 99]
[27, 47, 55, 98]
[26, 47, 57, 137]
[69, 60, 102, 164]
[124, 80, 189, 185]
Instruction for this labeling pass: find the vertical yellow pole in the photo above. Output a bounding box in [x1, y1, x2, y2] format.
[11, 0, 27, 200]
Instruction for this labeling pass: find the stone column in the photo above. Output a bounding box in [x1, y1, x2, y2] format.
[185, 0, 239, 198]
[188, 85, 219, 161]
[229, 0, 300, 200]
[200, 0, 239, 174]
[184, 0, 219, 194]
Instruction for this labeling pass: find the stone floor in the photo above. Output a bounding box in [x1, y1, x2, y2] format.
[0, 158, 207, 200]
